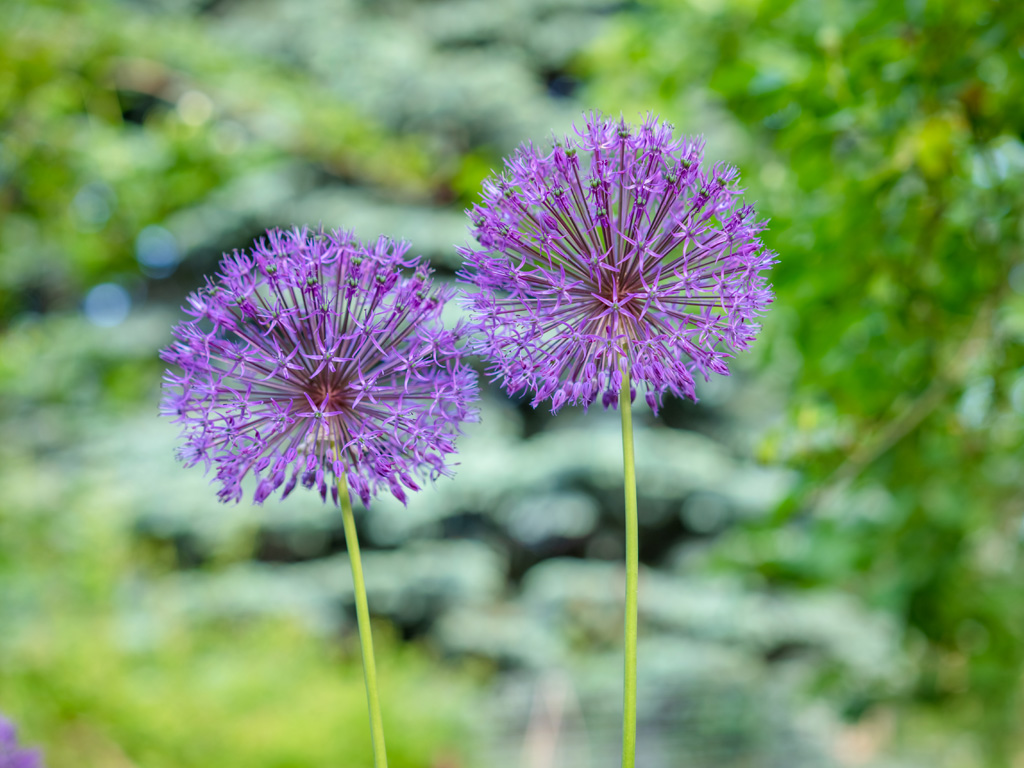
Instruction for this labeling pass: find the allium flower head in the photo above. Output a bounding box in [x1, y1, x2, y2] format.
[0, 715, 42, 768]
[459, 113, 777, 413]
[161, 228, 479, 506]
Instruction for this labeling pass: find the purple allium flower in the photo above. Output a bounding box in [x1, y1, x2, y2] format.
[459, 113, 777, 413]
[0, 715, 43, 768]
[161, 228, 479, 506]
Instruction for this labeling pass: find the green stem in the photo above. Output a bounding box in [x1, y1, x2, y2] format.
[339, 484, 389, 768]
[619, 363, 639, 768]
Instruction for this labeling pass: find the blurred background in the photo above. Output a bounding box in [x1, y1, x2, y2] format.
[1, 0, 1023, 766]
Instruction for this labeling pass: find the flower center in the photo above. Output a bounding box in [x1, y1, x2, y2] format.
[605, 292, 637, 317]
[307, 376, 354, 413]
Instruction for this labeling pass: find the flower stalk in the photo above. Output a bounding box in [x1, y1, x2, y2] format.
[339, 481, 388, 768]
[619, 362, 639, 768]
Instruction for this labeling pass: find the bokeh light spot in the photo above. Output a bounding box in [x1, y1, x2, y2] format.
[83, 283, 131, 327]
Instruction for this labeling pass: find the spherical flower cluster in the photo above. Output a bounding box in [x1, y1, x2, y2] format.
[459, 113, 777, 413]
[0, 715, 42, 768]
[161, 228, 479, 506]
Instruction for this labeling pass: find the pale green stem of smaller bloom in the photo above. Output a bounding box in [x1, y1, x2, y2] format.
[619, 362, 639, 768]
[339, 480, 389, 768]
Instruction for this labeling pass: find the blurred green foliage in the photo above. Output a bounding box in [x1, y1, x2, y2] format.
[4, 617, 472, 768]
[583, 0, 1024, 762]
[0, 0, 436, 321]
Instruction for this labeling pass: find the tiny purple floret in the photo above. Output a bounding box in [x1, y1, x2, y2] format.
[161, 228, 479, 506]
[459, 113, 777, 413]
[0, 715, 43, 768]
